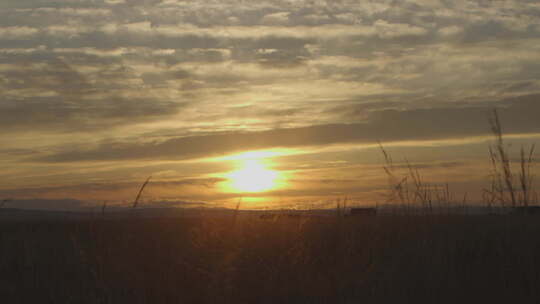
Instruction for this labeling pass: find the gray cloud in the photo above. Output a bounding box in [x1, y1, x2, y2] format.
[0, 199, 91, 211]
[0, 178, 226, 200]
[0, 51, 185, 131]
[0, 198, 208, 211]
[0, 96, 182, 131]
[36, 94, 540, 162]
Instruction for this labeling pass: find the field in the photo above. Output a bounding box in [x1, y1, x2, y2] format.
[1, 211, 539, 303]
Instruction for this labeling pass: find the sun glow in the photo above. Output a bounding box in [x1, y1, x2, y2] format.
[219, 151, 287, 193]
[227, 159, 278, 192]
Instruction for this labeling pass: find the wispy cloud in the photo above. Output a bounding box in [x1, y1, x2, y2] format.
[2, 0, 540, 205]
[34, 94, 540, 162]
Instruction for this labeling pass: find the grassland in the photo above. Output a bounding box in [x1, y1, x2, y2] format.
[1, 110, 537, 303]
[1, 212, 539, 303]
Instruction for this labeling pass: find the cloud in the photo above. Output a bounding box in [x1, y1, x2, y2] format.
[0, 199, 91, 211]
[0, 51, 188, 132]
[0, 178, 226, 202]
[0, 26, 38, 39]
[391, 161, 466, 170]
[373, 20, 427, 38]
[0, 198, 207, 211]
[36, 94, 540, 162]
[261, 12, 290, 25]
[438, 25, 463, 36]
[0, 96, 183, 132]
[1, 0, 540, 206]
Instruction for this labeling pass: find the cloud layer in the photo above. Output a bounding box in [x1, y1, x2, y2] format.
[1, 0, 540, 205]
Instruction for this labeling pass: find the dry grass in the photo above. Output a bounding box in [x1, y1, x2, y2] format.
[132, 176, 152, 209]
[379, 144, 460, 215]
[485, 109, 537, 209]
[380, 108, 536, 215]
[1, 214, 539, 303]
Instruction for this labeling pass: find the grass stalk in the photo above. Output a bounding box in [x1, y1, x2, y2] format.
[489, 109, 517, 207]
[488, 109, 536, 209]
[101, 201, 107, 215]
[132, 176, 152, 209]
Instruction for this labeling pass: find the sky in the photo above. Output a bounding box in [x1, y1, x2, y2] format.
[1, 0, 540, 210]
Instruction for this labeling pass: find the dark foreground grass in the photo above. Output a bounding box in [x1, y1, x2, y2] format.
[1, 214, 539, 303]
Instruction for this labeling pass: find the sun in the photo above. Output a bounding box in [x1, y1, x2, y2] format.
[213, 149, 289, 194]
[226, 159, 279, 193]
